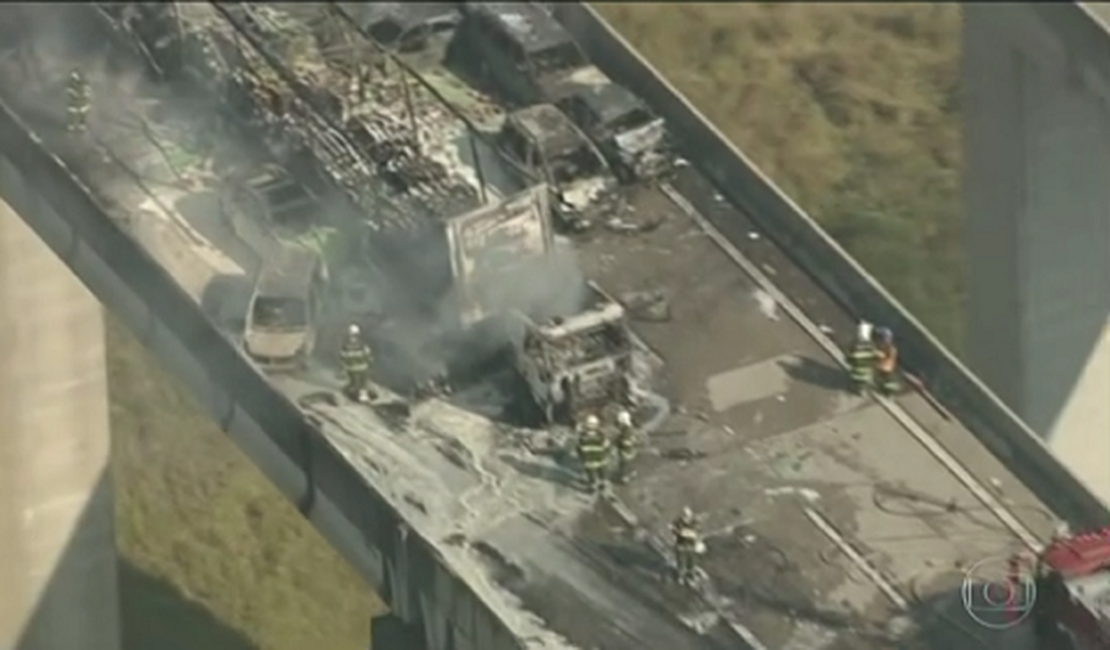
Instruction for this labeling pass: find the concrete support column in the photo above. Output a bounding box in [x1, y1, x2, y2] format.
[965, 6, 1110, 504]
[0, 197, 120, 650]
[372, 613, 429, 650]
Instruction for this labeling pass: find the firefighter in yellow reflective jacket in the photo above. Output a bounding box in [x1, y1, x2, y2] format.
[67, 70, 91, 134]
[576, 414, 610, 494]
[671, 507, 703, 585]
[613, 409, 637, 484]
[847, 321, 877, 394]
[340, 323, 374, 402]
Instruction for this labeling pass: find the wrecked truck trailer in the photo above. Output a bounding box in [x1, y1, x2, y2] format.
[511, 281, 633, 426]
[497, 103, 619, 230]
[355, 182, 555, 322]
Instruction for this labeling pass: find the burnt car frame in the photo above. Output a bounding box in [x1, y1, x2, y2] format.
[557, 82, 672, 183]
[242, 243, 328, 372]
[495, 103, 617, 228]
[344, 2, 462, 54]
[452, 2, 590, 107]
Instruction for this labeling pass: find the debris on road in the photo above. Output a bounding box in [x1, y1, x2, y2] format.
[619, 289, 671, 322]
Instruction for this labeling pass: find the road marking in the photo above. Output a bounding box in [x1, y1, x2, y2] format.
[804, 506, 910, 611]
[660, 183, 1044, 554]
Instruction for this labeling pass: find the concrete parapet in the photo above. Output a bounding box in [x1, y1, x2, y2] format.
[551, 3, 1109, 529]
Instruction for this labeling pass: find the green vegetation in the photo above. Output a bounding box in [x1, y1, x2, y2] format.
[108, 4, 963, 647]
[109, 314, 382, 650]
[597, 3, 965, 348]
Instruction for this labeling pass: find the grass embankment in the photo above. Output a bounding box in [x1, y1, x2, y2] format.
[108, 4, 962, 648]
[109, 315, 382, 650]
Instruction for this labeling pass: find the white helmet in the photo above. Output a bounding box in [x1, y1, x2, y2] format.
[616, 409, 632, 427]
[348, 323, 361, 337]
[584, 414, 600, 430]
[681, 506, 694, 521]
[857, 320, 873, 342]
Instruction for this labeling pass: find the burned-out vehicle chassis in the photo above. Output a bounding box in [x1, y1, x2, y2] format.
[557, 82, 673, 183]
[497, 103, 619, 230]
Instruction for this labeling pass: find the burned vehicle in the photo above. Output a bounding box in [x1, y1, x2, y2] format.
[243, 243, 328, 372]
[221, 166, 319, 258]
[497, 104, 617, 229]
[353, 183, 555, 329]
[512, 283, 633, 425]
[452, 2, 592, 107]
[557, 82, 672, 183]
[342, 2, 462, 54]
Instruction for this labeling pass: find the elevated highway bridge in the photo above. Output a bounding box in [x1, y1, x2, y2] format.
[1, 4, 1107, 650]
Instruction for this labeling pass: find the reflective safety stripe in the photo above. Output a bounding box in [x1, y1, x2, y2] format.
[340, 345, 371, 372]
[674, 528, 698, 547]
[579, 435, 609, 469]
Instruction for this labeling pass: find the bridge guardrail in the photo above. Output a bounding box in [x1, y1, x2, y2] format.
[552, 3, 1109, 529]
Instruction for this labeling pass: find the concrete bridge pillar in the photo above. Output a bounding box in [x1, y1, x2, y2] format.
[372, 613, 429, 650]
[964, 5, 1110, 504]
[0, 197, 120, 649]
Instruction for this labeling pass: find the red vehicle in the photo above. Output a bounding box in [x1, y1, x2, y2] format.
[1030, 526, 1110, 649]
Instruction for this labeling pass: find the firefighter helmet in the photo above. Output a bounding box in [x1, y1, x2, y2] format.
[616, 409, 632, 427]
[348, 323, 361, 338]
[584, 414, 600, 430]
[857, 321, 873, 342]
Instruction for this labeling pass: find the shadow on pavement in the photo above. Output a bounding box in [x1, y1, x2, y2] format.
[121, 558, 259, 650]
[778, 354, 851, 392]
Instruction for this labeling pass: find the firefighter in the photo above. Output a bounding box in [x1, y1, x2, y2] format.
[339, 323, 374, 402]
[613, 408, 637, 484]
[847, 320, 877, 394]
[874, 327, 900, 395]
[671, 506, 703, 586]
[576, 414, 610, 494]
[66, 70, 91, 135]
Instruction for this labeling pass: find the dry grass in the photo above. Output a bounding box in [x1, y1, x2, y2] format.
[108, 4, 963, 648]
[598, 3, 965, 347]
[109, 314, 382, 650]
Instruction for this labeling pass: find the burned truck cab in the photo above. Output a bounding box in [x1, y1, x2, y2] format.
[497, 104, 618, 230]
[513, 284, 633, 425]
